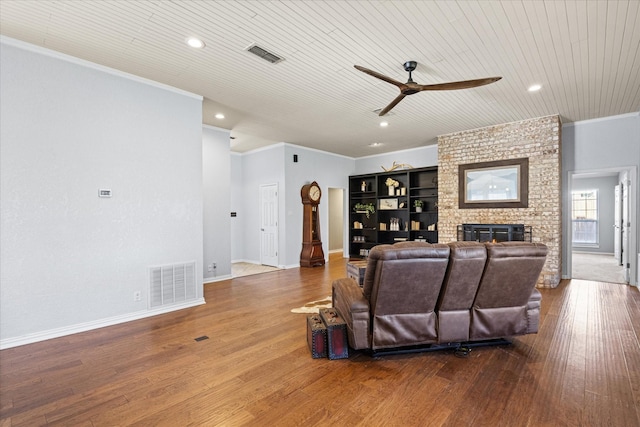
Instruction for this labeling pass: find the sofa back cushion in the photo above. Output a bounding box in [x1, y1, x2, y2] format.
[364, 242, 450, 349]
[363, 242, 450, 308]
[438, 242, 487, 311]
[474, 242, 548, 308]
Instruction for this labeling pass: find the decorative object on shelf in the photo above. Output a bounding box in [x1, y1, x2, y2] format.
[381, 161, 415, 172]
[414, 199, 424, 212]
[353, 221, 363, 229]
[411, 220, 421, 230]
[388, 217, 402, 231]
[427, 223, 436, 231]
[300, 181, 325, 267]
[379, 198, 398, 210]
[361, 181, 367, 192]
[380, 223, 387, 231]
[401, 187, 406, 195]
[359, 248, 371, 257]
[353, 202, 375, 218]
[385, 177, 399, 195]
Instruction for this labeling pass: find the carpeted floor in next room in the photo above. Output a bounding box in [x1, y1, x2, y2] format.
[572, 252, 627, 284]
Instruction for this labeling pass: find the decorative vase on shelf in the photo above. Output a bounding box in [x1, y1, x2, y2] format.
[416, 207, 423, 213]
[388, 186, 395, 196]
[361, 181, 367, 192]
[401, 187, 406, 196]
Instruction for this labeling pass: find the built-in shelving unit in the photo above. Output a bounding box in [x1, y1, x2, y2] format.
[349, 166, 438, 258]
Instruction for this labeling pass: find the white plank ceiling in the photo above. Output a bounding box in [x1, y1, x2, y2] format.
[1, 0, 638, 157]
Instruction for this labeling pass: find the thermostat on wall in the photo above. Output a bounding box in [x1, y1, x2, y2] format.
[98, 189, 112, 198]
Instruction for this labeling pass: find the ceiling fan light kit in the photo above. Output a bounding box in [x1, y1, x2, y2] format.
[355, 61, 502, 116]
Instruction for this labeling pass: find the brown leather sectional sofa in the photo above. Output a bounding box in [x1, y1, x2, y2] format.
[332, 241, 548, 353]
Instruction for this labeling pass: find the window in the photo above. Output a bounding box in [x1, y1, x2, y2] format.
[572, 190, 598, 246]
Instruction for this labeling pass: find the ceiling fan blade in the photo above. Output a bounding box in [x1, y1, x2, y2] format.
[354, 65, 404, 88]
[417, 77, 502, 91]
[378, 94, 407, 116]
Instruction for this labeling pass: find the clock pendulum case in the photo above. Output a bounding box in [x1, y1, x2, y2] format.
[300, 181, 326, 267]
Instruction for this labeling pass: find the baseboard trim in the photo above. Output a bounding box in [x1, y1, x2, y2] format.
[204, 274, 232, 283]
[0, 298, 205, 350]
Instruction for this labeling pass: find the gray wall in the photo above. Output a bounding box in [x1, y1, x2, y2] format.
[571, 175, 619, 254]
[0, 39, 204, 347]
[239, 145, 286, 265]
[562, 112, 640, 284]
[203, 126, 232, 281]
[230, 153, 243, 262]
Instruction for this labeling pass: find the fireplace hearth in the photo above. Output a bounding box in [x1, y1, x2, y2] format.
[457, 224, 532, 243]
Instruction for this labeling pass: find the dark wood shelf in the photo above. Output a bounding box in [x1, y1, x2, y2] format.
[349, 166, 438, 258]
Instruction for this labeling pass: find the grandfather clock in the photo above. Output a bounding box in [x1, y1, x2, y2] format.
[300, 181, 325, 267]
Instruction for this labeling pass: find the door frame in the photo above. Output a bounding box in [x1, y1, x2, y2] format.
[566, 166, 637, 285]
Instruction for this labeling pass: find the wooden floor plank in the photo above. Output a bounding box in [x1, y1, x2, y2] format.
[1, 255, 639, 426]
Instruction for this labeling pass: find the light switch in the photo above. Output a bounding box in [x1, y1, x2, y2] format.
[98, 189, 112, 198]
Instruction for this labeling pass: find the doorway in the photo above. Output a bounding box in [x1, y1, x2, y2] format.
[569, 169, 631, 284]
[328, 188, 344, 257]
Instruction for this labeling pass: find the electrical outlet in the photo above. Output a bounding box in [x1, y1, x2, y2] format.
[133, 291, 141, 302]
[207, 264, 213, 272]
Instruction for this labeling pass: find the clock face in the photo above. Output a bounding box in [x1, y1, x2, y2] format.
[309, 185, 321, 202]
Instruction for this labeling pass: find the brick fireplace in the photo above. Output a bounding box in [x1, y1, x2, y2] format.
[438, 115, 561, 288]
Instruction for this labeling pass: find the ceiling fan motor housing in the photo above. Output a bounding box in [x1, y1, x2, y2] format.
[403, 61, 417, 72]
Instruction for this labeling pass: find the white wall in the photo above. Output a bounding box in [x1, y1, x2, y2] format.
[0, 38, 204, 348]
[203, 126, 232, 281]
[562, 112, 640, 285]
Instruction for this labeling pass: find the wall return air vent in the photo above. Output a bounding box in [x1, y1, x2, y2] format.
[149, 261, 196, 308]
[245, 44, 284, 64]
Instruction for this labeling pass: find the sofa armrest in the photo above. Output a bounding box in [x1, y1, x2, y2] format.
[528, 288, 542, 308]
[333, 278, 369, 312]
[332, 278, 371, 350]
[526, 288, 542, 333]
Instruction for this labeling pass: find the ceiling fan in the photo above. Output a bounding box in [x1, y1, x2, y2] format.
[354, 61, 502, 116]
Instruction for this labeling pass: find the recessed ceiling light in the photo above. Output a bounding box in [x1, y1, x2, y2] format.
[528, 84, 542, 92]
[215, 113, 225, 119]
[186, 37, 205, 49]
[380, 121, 389, 127]
[369, 142, 383, 147]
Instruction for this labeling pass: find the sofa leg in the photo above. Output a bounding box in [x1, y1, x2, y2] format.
[368, 338, 513, 358]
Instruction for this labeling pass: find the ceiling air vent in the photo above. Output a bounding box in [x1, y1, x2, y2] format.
[245, 44, 284, 64]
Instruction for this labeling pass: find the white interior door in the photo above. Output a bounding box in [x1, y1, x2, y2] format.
[260, 184, 278, 267]
[614, 184, 622, 264]
[621, 179, 630, 281]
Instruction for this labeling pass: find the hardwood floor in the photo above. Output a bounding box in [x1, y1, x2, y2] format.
[2, 254, 640, 426]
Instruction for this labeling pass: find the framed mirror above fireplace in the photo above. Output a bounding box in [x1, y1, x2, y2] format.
[459, 158, 529, 209]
